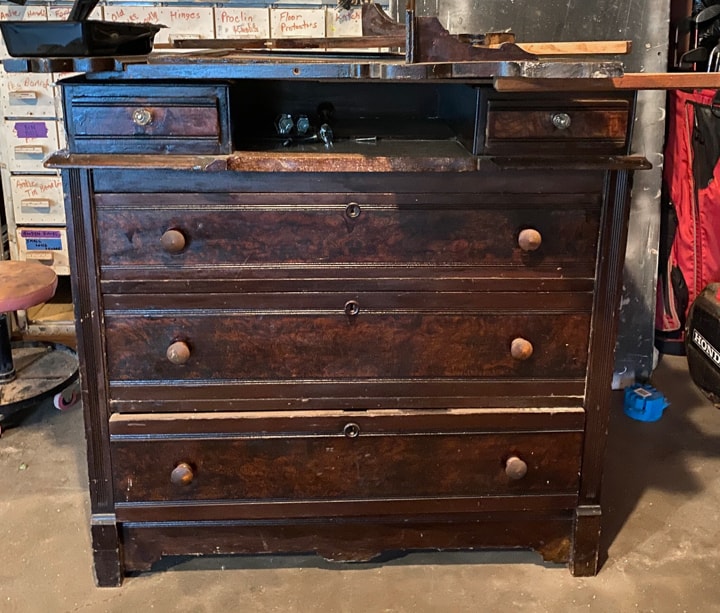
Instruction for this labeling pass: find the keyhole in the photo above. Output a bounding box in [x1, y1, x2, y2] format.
[345, 203, 361, 219]
[343, 423, 360, 438]
[344, 300, 360, 316]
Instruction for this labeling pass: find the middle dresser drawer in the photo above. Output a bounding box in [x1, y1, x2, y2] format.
[104, 293, 592, 384]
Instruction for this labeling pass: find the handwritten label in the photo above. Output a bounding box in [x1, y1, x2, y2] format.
[215, 8, 270, 39]
[14, 122, 49, 139]
[24, 238, 63, 251]
[8, 6, 47, 20]
[8, 75, 52, 91]
[270, 9, 325, 39]
[21, 229, 63, 251]
[156, 7, 215, 44]
[327, 7, 362, 37]
[104, 7, 161, 26]
[13, 176, 62, 200]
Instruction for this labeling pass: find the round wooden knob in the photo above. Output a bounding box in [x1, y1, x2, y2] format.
[518, 228, 542, 252]
[505, 456, 528, 480]
[160, 229, 186, 254]
[510, 337, 534, 361]
[166, 340, 191, 365]
[170, 462, 194, 486]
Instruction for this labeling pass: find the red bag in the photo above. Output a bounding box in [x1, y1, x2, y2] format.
[656, 89, 720, 354]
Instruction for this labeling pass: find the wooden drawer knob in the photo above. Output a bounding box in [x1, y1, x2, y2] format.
[505, 456, 528, 480]
[166, 340, 191, 365]
[518, 228, 542, 252]
[510, 337, 534, 361]
[170, 462, 194, 486]
[160, 229, 186, 254]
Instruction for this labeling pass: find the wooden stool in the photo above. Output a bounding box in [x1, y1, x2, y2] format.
[0, 261, 78, 430]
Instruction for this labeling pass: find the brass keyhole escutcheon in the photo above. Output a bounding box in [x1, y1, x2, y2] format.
[345, 203, 361, 219]
[344, 300, 360, 316]
[343, 422, 360, 438]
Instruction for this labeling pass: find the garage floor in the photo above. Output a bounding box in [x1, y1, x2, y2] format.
[2, 354, 719, 612]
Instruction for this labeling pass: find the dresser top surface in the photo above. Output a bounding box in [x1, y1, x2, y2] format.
[3, 51, 626, 84]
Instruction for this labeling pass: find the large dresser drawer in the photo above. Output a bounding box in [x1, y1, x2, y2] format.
[109, 409, 584, 520]
[62, 83, 231, 154]
[104, 297, 591, 383]
[482, 95, 632, 155]
[94, 192, 601, 277]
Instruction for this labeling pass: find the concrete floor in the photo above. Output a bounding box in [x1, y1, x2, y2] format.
[2, 355, 720, 612]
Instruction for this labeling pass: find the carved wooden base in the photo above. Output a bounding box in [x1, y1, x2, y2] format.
[101, 513, 577, 582]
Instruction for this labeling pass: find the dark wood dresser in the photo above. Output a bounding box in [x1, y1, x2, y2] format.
[49, 57, 648, 586]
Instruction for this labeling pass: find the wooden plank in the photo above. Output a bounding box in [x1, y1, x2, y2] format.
[514, 40, 632, 55]
[495, 72, 720, 92]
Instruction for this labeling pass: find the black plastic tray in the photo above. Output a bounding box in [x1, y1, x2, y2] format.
[0, 20, 164, 57]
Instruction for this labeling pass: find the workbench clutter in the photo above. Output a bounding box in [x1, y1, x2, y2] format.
[0, 0, 164, 57]
[672, 0, 720, 71]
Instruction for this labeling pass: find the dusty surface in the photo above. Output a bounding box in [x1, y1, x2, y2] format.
[2, 355, 719, 612]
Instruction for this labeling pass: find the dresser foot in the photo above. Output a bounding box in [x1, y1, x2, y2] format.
[570, 505, 602, 576]
[91, 515, 124, 587]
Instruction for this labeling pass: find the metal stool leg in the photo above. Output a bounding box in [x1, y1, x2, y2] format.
[0, 313, 16, 383]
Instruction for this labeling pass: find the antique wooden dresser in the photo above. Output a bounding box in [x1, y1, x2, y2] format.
[47, 54, 647, 585]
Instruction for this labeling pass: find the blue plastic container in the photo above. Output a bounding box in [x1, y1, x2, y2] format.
[623, 384, 669, 422]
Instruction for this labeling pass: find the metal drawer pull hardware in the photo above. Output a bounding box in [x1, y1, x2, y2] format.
[510, 337, 534, 361]
[160, 229, 186, 254]
[345, 202, 361, 218]
[170, 462, 194, 486]
[551, 112, 572, 130]
[344, 300, 360, 316]
[166, 340, 191, 365]
[132, 108, 153, 126]
[517, 228, 542, 252]
[343, 422, 360, 438]
[504, 456, 528, 480]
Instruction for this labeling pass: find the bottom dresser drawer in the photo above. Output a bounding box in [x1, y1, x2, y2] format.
[110, 409, 584, 521]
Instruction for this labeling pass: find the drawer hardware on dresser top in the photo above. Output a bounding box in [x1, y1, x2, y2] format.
[131, 108, 153, 127]
[551, 112, 572, 130]
[48, 63, 647, 585]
